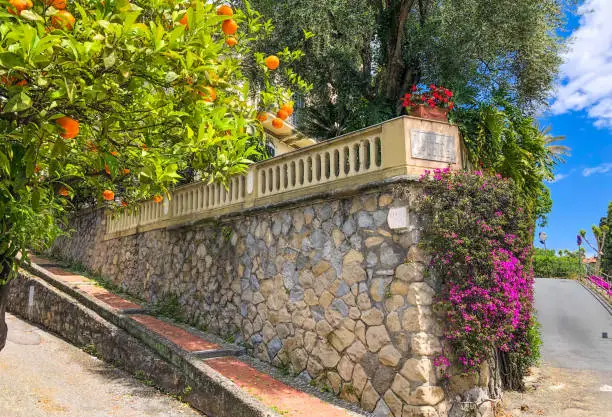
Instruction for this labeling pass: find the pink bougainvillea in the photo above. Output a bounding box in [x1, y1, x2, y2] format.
[417, 168, 538, 375]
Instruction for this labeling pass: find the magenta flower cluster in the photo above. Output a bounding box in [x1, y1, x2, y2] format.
[588, 276, 612, 296]
[418, 168, 536, 373]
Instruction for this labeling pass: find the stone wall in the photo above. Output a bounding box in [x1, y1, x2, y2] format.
[51, 181, 492, 417]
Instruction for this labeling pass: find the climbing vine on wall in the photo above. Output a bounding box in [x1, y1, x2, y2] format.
[415, 168, 539, 390]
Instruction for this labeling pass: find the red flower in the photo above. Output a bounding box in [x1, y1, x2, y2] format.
[449, 102, 455, 109]
[445, 89, 453, 97]
[422, 96, 426, 101]
[429, 84, 436, 90]
[411, 85, 417, 92]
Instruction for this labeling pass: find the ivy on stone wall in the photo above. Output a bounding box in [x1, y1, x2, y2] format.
[414, 168, 539, 390]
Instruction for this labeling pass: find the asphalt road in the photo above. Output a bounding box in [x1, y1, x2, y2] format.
[535, 278, 612, 371]
[0, 313, 203, 417]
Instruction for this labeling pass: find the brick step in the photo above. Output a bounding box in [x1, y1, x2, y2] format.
[207, 357, 361, 417]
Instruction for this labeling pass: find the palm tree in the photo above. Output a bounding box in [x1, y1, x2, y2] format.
[538, 124, 571, 163]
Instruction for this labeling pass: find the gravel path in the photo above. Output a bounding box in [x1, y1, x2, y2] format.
[0, 313, 204, 417]
[503, 366, 612, 417]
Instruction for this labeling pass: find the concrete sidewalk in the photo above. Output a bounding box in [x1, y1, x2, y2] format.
[0, 313, 203, 417]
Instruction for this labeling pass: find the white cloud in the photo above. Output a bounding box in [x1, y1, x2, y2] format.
[551, 0, 612, 128]
[582, 162, 612, 176]
[549, 172, 571, 183]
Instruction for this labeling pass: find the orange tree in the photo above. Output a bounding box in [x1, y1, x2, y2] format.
[0, 0, 308, 350]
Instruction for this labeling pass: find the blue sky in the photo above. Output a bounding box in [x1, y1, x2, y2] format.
[536, 0, 612, 254]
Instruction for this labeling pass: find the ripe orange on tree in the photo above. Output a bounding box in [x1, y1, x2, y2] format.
[52, 10, 76, 30]
[217, 5, 233, 16]
[225, 37, 238, 47]
[276, 109, 289, 120]
[179, 13, 188, 29]
[55, 116, 79, 139]
[265, 55, 280, 70]
[123, 168, 130, 175]
[58, 186, 69, 197]
[102, 190, 115, 201]
[257, 113, 268, 122]
[121, 201, 128, 207]
[7, 0, 32, 16]
[272, 118, 283, 129]
[280, 104, 294, 116]
[222, 19, 238, 35]
[152, 195, 163, 203]
[45, 0, 66, 9]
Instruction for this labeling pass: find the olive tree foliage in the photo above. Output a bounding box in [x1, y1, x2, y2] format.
[0, 0, 306, 351]
[245, 0, 569, 137]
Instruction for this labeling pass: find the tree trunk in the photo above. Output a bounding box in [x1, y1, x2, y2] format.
[0, 280, 10, 352]
[498, 350, 525, 391]
[595, 230, 606, 276]
[0, 257, 14, 352]
[384, 0, 415, 108]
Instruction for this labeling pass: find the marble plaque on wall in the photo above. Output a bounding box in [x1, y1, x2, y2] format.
[410, 129, 456, 163]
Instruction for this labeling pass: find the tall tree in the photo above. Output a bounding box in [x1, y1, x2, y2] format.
[580, 220, 610, 276]
[0, 0, 304, 351]
[600, 202, 612, 275]
[245, 0, 567, 136]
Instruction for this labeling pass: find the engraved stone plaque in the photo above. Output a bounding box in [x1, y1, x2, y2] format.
[411, 129, 456, 163]
[387, 206, 409, 230]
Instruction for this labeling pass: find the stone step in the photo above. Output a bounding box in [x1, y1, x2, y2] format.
[23, 255, 243, 358]
[16, 256, 365, 417]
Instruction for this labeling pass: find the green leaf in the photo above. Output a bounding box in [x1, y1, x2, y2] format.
[31, 187, 41, 211]
[4, 91, 32, 112]
[19, 9, 43, 22]
[103, 52, 116, 69]
[51, 138, 68, 158]
[0, 152, 10, 175]
[0, 52, 24, 68]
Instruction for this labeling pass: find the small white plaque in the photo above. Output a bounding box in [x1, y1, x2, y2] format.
[387, 207, 409, 229]
[246, 169, 254, 195]
[411, 129, 456, 163]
